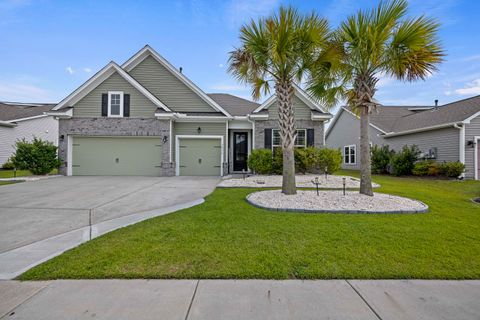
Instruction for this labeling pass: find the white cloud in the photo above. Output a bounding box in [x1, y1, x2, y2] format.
[83, 68, 92, 73]
[66, 67, 74, 75]
[218, 64, 224, 68]
[225, 0, 279, 27]
[463, 55, 480, 62]
[0, 82, 53, 102]
[210, 84, 248, 91]
[454, 79, 480, 96]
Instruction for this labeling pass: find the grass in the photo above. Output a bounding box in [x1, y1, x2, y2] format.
[19, 171, 480, 280]
[0, 168, 58, 179]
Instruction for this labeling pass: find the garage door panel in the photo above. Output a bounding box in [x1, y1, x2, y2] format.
[179, 138, 221, 176]
[72, 137, 162, 176]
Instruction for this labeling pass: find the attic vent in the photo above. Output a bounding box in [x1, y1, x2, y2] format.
[179, 67, 183, 73]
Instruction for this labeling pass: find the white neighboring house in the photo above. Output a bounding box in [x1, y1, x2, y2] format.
[0, 102, 58, 166]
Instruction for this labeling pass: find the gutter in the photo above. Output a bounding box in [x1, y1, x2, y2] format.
[0, 121, 17, 128]
[454, 123, 466, 178]
[382, 122, 462, 138]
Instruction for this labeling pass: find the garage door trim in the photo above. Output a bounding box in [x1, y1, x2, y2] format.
[175, 135, 224, 176]
[67, 135, 162, 176]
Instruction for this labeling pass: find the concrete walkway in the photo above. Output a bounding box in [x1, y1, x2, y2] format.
[1, 280, 479, 319]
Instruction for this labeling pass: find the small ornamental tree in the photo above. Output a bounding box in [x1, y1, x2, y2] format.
[11, 138, 61, 175]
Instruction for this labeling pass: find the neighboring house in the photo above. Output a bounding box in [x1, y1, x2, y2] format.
[49, 45, 331, 177]
[0, 102, 58, 166]
[325, 95, 480, 179]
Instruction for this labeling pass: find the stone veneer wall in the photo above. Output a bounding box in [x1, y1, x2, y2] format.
[58, 118, 174, 176]
[253, 120, 325, 149]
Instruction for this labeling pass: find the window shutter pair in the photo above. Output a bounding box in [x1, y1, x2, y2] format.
[101, 93, 130, 117]
[264, 128, 315, 148]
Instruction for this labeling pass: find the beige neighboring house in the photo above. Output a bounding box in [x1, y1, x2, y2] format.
[0, 102, 58, 166]
[325, 95, 480, 179]
[48, 45, 332, 177]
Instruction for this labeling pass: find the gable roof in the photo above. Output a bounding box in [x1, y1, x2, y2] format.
[122, 45, 232, 118]
[207, 93, 259, 116]
[252, 84, 329, 115]
[0, 102, 55, 122]
[327, 95, 480, 137]
[52, 62, 170, 112]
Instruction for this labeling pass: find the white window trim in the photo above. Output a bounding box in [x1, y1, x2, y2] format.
[108, 91, 124, 118]
[272, 129, 307, 148]
[343, 145, 356, 165]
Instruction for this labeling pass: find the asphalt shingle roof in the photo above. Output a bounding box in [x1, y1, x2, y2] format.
[346, 95, 480, 133]
[207, 93, 260, 116]
[0, 102, 55, 121]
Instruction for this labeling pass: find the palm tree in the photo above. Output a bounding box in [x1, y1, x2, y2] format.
[310, 0, 444, 195]
[228, 6, 332, 195]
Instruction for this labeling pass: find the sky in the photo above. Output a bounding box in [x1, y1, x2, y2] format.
[1, 0, 480, 110]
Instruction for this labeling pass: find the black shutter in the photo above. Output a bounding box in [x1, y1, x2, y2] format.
[307, 129, 315, 147]
[101, 94, 108, 117]
[123, 94, 130, 117]
[264, 128, 272, 149]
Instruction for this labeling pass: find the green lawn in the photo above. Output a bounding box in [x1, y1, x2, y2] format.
[0, 169, 58, 179]
[19, 171, 480, 280]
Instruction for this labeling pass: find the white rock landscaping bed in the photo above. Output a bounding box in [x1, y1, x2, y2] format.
[218, 174, 380, 189]
[247, 190, 428, 214]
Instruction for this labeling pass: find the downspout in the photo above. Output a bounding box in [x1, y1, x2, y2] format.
[454, 123, 465, 178]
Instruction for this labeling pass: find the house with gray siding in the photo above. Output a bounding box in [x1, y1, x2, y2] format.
[325, 95, 480, 179]
[0, 102, 58, 165]
[49, 45, 331, 177]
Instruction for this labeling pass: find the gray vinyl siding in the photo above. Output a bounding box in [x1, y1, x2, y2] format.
[385, 127, 460, 163]
[129, 56, 216, 113]
[465, 116, 480, 179]
[0, 116, 58, 165]
[73, 72, 157, 118]
[326, 110, 385, 170]
[267, 96, 312, 120]
[172, 122, 227, 161]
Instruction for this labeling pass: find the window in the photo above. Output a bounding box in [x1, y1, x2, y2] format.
[343, 145, 356, 164]
[272, 129, 307, 148]
[108, 91, 124, 117]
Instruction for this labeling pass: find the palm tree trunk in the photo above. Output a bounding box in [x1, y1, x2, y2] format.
[276, 80, 296, 195]
[359, 106, 373, 196]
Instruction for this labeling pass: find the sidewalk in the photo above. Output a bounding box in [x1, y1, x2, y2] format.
[1, 280, 479, 319]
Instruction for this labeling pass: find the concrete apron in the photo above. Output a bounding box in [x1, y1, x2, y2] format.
[1, 280, 479, 320]
[0, 199, 204, 280]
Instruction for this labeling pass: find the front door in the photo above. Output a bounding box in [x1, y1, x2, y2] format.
[233, 132, 248, 172]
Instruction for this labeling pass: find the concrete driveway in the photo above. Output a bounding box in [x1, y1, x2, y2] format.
[0, 176, 219, 254]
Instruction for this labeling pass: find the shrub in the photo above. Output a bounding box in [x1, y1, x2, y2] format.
[11, 138, 61, 175]
[272, 147, 283, 174]
[412, 160, 440, 176]
[2, 158, 15, 170]
[247, 149, 272, 174]
[294, 147, 317, 174]
[371, 145, 394, 174]
[439, 161, 465, 178]
[390, 145, 420, 176]
[316, 147, 342, 174]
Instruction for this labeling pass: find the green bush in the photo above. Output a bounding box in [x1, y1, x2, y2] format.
[412, 160, 440, 176]
[247, 149, 272, 174]
[272, 147, 283, 174]
[390, 145, 420, 176]
[2, 158, 15, 170]
[11, 138, 61, 175]
[371, 145, 394, 174]
[439, 161, 465, 178]
[294, 147, 317, 174]
[316, 147, 342, 174]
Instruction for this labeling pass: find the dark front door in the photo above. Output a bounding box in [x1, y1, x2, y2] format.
[233, 132, 248, 172]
